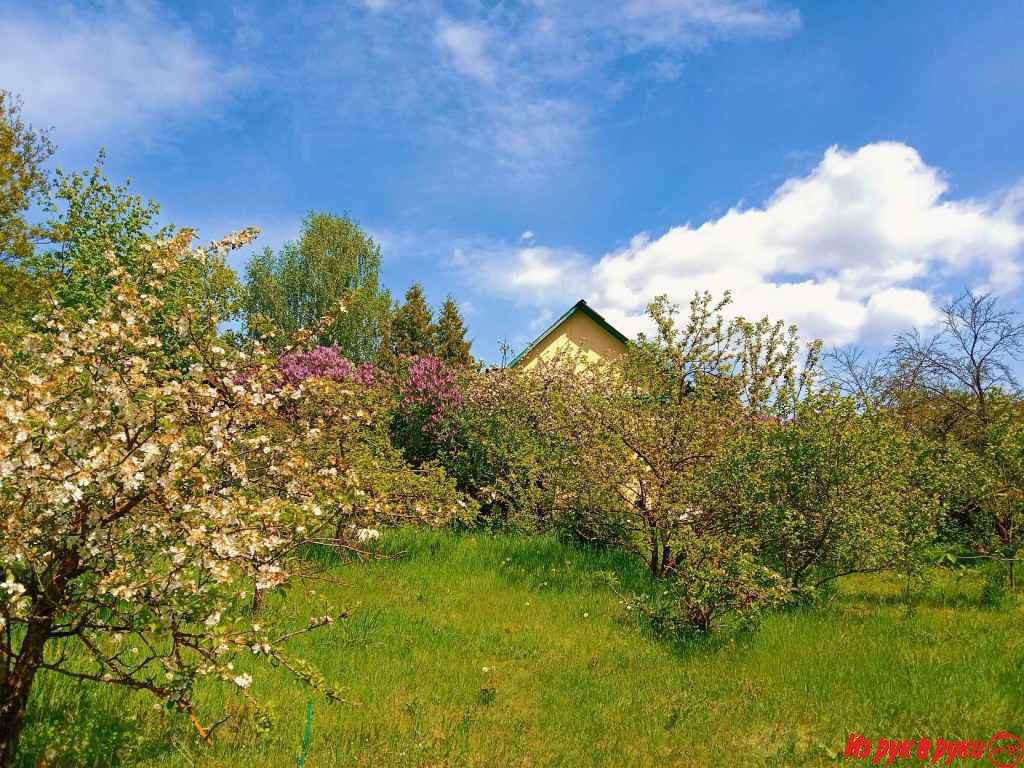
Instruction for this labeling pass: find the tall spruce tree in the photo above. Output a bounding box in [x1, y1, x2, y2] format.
[392, 283, 436, 357]
[434, 296, 473, 367]
[243, 212, 391, 362]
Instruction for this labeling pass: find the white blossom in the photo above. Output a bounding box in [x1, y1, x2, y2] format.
[356, 528, 381, 543]
[233, 673, 253, 689]
[1, 574, 26, 597]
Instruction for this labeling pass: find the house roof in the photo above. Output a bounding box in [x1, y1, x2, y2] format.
[508, 299, 629, 368]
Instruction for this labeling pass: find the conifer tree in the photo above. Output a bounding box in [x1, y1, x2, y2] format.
[392, 282, 436, 357]
[435, 296, 473, 367]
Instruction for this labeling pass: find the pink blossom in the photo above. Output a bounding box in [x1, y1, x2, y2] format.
[279, 347, 380, 387]
[400, 355, 463, 428]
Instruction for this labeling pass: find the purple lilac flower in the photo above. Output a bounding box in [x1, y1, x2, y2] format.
[400, 355, 463, 427]
[279, 346, 380, 386]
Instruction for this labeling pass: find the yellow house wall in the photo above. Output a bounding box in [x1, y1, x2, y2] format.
[516, 311, 628, 371]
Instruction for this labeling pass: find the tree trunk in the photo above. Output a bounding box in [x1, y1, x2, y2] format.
[1, 551, 77, 767]
[648, 543, 660, 577]
[251, 584, 264, 614]
[0, 612, 54, 767]
[335, 513, 353, 555]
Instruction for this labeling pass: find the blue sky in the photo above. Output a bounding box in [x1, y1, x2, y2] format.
[3, 1, 1023, 362]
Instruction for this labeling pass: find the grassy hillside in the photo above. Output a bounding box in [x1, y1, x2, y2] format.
[20, 530, 1024, 767]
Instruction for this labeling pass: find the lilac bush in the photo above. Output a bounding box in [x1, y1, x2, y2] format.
[277, 350, 463, 471]
[279, 346, 380, 387]
[400, 355, 464, 428]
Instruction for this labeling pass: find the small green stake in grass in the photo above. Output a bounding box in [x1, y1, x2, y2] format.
[295, 702, 313, 768]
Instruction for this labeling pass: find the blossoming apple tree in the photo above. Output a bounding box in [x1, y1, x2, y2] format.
[0, 228, 460, 765]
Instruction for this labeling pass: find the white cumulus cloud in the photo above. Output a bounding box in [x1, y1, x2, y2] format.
[464, 142, 1024, 347]
[452, 241, 591, 304]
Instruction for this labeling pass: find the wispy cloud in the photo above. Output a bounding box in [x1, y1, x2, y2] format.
[0, 0, 248, 143]
[284, 0, 799, 177]
[616, 0, 801, 48]
[449, 237, 591, 306]
[436, 20, 497, 86]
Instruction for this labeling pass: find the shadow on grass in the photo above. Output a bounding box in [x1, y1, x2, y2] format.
[20, 672, 181, 768]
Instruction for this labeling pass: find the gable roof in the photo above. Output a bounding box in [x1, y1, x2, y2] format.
[508, 299, 629, 368]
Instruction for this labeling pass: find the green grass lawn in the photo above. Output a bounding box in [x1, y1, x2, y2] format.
[19, 530, 1024, 767]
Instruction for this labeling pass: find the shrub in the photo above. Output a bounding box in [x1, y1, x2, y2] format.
[445, 365, 576, 529]
[974, 411, 1024, 589]
[400, 355, 463, 428]
[979, 561, 1009, 608]
[627, 534, 790, 635]
[711, 392, 941, 592]
[385, 360, 564, 531]
[387, 355, 465, 469]
[279, 345, 381, 387]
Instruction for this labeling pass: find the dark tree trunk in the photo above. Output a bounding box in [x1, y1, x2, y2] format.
[649, 542, 661, 577]
[251, 584, 264, 614]
[335, 514, 350, 553]
[1, 551, 77, 767]
[0, 610, 55, 768]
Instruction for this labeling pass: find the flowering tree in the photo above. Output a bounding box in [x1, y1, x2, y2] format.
[538, 292, 819, 577]
[538, 351, 740, 575]
[400, 355, 463, 426]
[0, 229, 459, 764]
[279, 345, 381, 387]
[442, 364, 572, 527]
[390, 355, 466, 467]
[504, 293, 824, 633]
[276, 348, 469, 548]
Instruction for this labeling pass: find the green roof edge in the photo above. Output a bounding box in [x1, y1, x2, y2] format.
[507, 299, 629, 368]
